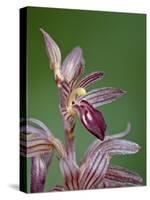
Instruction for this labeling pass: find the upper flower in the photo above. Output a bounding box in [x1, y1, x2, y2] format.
[40, 29, 126, 140]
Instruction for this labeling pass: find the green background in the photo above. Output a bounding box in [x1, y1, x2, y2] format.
[26, 7, 146, 192]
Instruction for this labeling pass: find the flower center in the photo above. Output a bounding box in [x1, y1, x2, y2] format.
[67, 87, 86, 116]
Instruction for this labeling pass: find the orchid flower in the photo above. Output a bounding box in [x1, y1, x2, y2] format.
[40, 29, 125, 160]
[21, 119, 143, 192]
[20, 118, 67, 192]
[20, 29, 143, 193]
[50, 124, 143, 191]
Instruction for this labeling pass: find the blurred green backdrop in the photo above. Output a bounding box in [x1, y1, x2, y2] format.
[26, 7, 146, 192]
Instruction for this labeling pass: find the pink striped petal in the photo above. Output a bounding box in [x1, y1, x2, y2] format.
[20, 118, 66, 158]
[79, 88, 126, 108]
[76, 71, 104, 89]
[105, 165, 143, 185]
[20, 119, 52, 157]
[99, 165, 143, 188]
[79, 138, 140, 189]
[83, 139, 140, 163]
[59, 80, 71, 108]
[59, 158, 79, 190]
[75, 100, 106, 140]
[79, 151, 110, 189]
[61, 47, 84, 82]
[27, 118, 52, 136]
[40, 29, 61, 70]
[31, 153, 53, 193]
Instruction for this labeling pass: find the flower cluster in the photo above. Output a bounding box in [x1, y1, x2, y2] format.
[20, 29, 143, 193]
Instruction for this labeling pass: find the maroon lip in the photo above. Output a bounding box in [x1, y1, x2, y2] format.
[75, 100, 106, 140]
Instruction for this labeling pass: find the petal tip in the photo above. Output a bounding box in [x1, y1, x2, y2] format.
[98, 71, 105, 77]
[39, 28, 47, 36]
[120, 89, 127, 95]
[96, 71, 105, 80]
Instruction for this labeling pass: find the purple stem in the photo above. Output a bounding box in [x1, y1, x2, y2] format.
[59, 88, 76, 161]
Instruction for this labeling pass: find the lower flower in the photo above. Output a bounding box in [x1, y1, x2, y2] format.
[49, 123, 143, 191]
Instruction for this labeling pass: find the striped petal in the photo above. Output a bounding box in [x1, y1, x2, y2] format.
[40, 29, 63, 86]
[84, 139, 140, 159]
[31, 153, 53, 193]
[27, 118, 52, 136]
[75, 100, 106, 140]
[101, 139, 140, 155]
[61, 47, 84, 82]
[20, 119, 52, 157]
[79, 138, 140, 189]
[76, 71, 104, 89]
[20, 118, 66, 158]
[78, 88, 126, 108]
[98, 165, 143, 188]
[79, 151, 110, 189]
[59, 158, 79, 190]
[20, 125, 49, 140]
[40, 29, 61, 70]
[59, 80, 71, 108]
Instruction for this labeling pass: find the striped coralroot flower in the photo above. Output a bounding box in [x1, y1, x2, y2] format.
[40, 29, 125, 140]
[20, 118, 67, 193]
[20, 29, 143, 193]
[50, 124, 143, 191]
[21, 118, 143, 192]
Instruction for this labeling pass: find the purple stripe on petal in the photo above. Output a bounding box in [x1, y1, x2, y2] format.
[85, 139, 140, 160]
[20, 119, 52, 158]
[103, 139, 140, 155]
[20, 124, 47, 139]
[21, 119, 66, 158]
[70, 64, 84, 87]
[21, 149, 51, 158]
[31, 153, 53, 193]
[75, 100, 106, 140]
[59, 81, 71, 109]
[61, 81, 70, 96]
[79, 151, 109, 189]
[61, 47, 84, 82]
[77, 71, 104, 89]
[79, 88, 126, 108]
[27, 118, 52, 136]
[20, 138, 50, 148]
[86, 154, 109, 189]
[21, 144, 51, 155]
[79, 138, 140, 189]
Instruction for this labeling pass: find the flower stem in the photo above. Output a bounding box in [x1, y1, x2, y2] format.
[59, 88, 76, 162]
